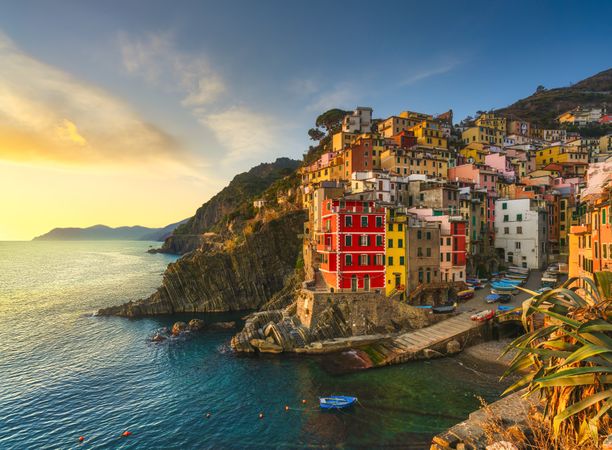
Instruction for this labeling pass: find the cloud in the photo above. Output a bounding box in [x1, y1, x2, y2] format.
[198, 106, 297, 164]
[400, 61, 460, 86]
[119, 32, 225, 106]
[307, 83, 357, 112]
[0, 31, 186, 168]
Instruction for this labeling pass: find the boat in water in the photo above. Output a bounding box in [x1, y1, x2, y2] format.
[319, 396, 358, 410]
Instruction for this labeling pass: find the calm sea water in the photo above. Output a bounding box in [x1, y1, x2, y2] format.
[0, 241, 507, 449]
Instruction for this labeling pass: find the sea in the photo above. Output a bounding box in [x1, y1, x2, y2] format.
[0, 240, 509, 449]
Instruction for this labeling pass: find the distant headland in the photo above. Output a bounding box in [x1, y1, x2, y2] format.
[33, 220, 187, 242]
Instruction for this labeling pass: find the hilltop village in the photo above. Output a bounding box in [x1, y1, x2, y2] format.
[294, 106, 611, 301]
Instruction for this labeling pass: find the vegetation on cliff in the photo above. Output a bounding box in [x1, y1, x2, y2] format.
[159, 157, 300, 254]
[495, 68, 612, 127]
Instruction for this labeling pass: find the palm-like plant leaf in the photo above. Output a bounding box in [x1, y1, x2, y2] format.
[501, 274, 612, 445]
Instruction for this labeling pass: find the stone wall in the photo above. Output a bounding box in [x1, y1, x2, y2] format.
[296, 289, 434, 335]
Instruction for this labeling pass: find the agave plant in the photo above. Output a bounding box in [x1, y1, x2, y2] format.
[501, 271, 612, 446]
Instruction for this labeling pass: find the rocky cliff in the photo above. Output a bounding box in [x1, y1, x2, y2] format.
[99, 211, 306, 317]
[158, 158, 300, 255]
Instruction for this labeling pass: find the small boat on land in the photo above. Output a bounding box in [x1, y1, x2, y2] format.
[457, 289, 475, 300]
[508, 266, 529, 274]
[486, 294, 500, 303]
[470, 309, 495, 322]
[497, 305, 515, 312]
[432, 303, 457, 314]
[319, 396, 358, 410]
[491, 287, 519, 295]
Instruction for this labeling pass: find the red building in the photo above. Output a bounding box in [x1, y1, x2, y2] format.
[317, 199, 386, 292]
[451, 220, 467, 267]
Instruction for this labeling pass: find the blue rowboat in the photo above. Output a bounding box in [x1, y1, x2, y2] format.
[319, 396, 358, 410]
[486, 294, 500, 303]
[491, 285, 517, 292]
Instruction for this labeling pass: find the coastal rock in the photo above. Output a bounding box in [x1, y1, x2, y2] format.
[446, 340, 461, 354]
[98, 211, 305, 317]
[208, 321, 236, 330]
[172, 321, 188, 336]
[188, 319, 206, 331]
[486, 442, 518, 450]
[249, 338, 283, 354]
[151, 333, 166, 342]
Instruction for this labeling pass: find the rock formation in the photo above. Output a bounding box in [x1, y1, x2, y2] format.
[99, 211, 305, 317]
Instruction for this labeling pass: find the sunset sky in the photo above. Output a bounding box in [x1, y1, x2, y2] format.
[1, 0, 610, 240]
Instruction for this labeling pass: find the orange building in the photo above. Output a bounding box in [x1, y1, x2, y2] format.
[568, 160, 612, 280]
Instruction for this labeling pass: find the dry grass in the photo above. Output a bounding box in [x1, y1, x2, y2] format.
[476, 396, 610, 450]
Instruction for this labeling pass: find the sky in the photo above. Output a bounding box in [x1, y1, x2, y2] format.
[0, 0, 610, 240]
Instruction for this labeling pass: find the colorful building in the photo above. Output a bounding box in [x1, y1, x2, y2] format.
[385, 210, 407, 296]
[317, 199, 386, 292]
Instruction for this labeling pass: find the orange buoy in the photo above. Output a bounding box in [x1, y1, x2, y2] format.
[258, 412, 264, 419]
[122, 431, 132, 437]
[78, 436, 85, 442]
[284, 405, 289, 411]
[301, 399, 307, 404]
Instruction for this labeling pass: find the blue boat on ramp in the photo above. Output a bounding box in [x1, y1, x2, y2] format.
[319, 396, 358, 410]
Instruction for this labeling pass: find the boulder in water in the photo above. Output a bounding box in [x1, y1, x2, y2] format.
[188, 319, 206, 331]
[446, 340, 461, 354]
[171, 321, 188, 336]
[208, 321, 236, 330]
[151, 333, 166, 342]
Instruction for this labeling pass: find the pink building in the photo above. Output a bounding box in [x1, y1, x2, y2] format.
[448, 164, 499, 192]
[485, 153, 515, 182]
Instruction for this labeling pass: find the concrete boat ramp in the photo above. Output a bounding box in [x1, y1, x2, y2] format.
[296, 312, 496, 369]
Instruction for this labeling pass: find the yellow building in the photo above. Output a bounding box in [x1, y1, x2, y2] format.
[332, 131, 358, 151]
[535, 144, 589, 169]
[409, 120, 448, 149]
[475, 113, 507, 132]
[459, 143, 488, 164]
[386, 211, 407, 296]
[462, 126, 505, 146]
[380, 149, 448, 179]
[377, 111, 433, 137]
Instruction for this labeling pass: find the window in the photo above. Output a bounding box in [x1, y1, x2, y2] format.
[345, 254, 352, 266]
[388, 223, 393, 232]
[345, 235, 352, 246]
[361, 216, 368, 227]
[603, 244, 608, 259]
[515, 242, 521, 249]
[516, 214, 523, 222]
[388, 239, 393, 248]
[504, 227, 509, 234]
[418, 269, 423, 283]
[417, 247, 423, 257]
[360, 254, 369, 266]
[360, 235, 370, 246]
[398, 224, 403, 231]
[376, 216, 383, 227]
[503, 215, 509, 222]
[426, 248, 431, 257]
[399, 256, 405, 266]
[503, 203, 507, 210]
[417, 230, 422, 239]
[426, 232, 431, 240]
[446, 253, 451, 262]
[376, 235, 383, 246]
[398, 239, 403, 248]
[517, 226, 523, 234]
[345, 216, 352, 227]
[388, 256, 394, 266]
[446, 237, 451, 245]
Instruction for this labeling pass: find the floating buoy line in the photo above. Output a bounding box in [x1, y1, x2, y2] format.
[74, 397, 359, 443]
